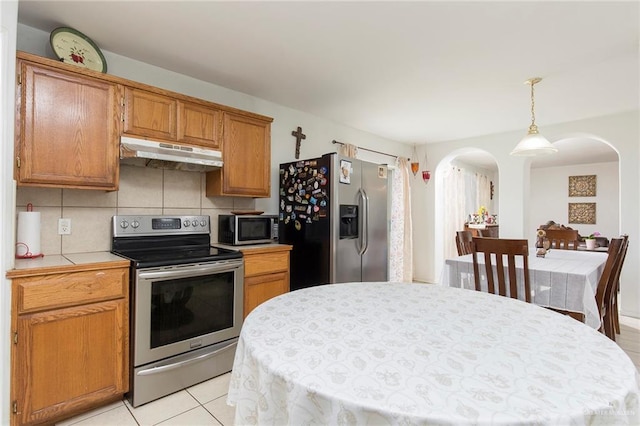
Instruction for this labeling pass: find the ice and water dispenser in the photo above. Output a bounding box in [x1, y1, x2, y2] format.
[339, 205, 358, 239]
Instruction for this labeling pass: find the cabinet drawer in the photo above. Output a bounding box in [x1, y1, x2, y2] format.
[244, 252, 289, 277]
[14, 268, 128, 314]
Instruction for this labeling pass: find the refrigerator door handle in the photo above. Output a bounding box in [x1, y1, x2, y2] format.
[358, 188, 369, 255]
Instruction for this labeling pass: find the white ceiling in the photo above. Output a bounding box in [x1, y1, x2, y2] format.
[17, 1, 638, 169]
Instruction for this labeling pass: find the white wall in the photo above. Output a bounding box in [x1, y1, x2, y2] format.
[416, 111, 639, 319]
[530, 162, 619, 242]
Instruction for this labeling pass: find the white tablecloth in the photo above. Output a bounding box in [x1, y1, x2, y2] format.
[440, 249, 608, 329]
[228, 282, 639, 425]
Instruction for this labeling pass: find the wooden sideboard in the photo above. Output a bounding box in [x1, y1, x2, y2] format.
[464, 224, 499, 238]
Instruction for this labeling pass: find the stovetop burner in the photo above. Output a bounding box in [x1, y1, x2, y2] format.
[111, 215, 242, 268]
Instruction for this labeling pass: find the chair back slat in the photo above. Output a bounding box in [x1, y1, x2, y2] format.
[471, 237, 531, 302]
[594, 238, 624, 335]
[602, 235, 628, 339]
[478, 227, 499, 238]
[456, 231, 474, 256]
[543, 228, 580, 250]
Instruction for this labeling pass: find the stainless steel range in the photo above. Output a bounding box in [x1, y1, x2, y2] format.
[111, 215, 244, 407]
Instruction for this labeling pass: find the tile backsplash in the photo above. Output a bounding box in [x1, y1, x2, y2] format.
[15, 165, 256, 255]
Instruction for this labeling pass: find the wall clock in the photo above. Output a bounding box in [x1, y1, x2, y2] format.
[49, 27, 107, 73]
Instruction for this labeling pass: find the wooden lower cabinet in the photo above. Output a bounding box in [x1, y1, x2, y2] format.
[241, 245, 292, 318]
[8, 262, 129, 426]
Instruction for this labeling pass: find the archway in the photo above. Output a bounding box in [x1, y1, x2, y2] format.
[434, 148, 499, 281]
[527, 134, 620, 243]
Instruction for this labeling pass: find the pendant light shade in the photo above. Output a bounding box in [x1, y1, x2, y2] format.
[510, 77, 558, 156]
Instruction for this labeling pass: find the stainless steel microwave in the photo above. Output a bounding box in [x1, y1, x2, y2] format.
[218, 215, 279, 245]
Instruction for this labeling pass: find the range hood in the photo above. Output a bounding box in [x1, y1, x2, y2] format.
[120, 136, 223, 172]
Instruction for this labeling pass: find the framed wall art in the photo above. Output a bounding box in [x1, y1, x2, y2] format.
[568, 175, 596, 197]
[568, 202, 596, 224]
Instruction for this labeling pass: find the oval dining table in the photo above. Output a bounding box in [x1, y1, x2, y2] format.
[227, 282, 639, 425]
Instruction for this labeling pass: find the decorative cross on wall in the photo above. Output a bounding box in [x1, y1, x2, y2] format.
[291, 126, 306, 159]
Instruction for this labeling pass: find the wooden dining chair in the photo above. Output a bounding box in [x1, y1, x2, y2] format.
[544, 228, 580, 250]
[477, 227, 499, 238]
[471, 237, 531, 302]
[455, 231, 473, 256]
[594, 237, 624, 339]
[603, 235, 628, 340]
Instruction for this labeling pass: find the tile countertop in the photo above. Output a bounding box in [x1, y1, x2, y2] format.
[7, 252, 130, 277]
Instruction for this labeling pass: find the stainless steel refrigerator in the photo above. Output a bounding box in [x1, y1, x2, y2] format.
[279, 153, 388, 290]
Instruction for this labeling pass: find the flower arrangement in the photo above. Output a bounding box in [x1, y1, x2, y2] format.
[585, 232, 601, 240]
[477, 206, 487, 216]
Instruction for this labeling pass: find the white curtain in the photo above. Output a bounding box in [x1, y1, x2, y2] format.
[443, 166, 466, 259]
[339, 143, 358, 158]
[476, 173, 491, 214]
[389, 157, 413, 282]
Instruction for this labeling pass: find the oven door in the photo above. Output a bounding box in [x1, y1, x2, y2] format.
[133, 258, 244, 366]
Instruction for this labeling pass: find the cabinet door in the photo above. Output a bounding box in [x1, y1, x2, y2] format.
[12, 299, 128, 426]
[206, 112, 271, 197]
[178, 101, 222, 149]
[17, 62, 120, 190]
[244, 272, 289, 318]
[242, 249, 290, 318]
[123, 87, 177, 140]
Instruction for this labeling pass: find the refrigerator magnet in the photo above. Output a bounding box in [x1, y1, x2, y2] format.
[340, 160, 352, 184]
[378, 165, 388, 179]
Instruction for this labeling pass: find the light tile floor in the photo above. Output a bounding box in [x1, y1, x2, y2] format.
[58, 315, 640, 426]
[56, 372, 234, 426]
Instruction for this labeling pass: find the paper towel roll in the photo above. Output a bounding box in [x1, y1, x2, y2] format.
[16, 211, 41, 258]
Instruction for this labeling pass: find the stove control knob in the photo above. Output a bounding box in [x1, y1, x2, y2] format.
[183, 220, 191, 227]
[200, 219, 207, 227]
[120, 220, 129, 229]
[131, 220, 140, 229]
[193, 218, 200, 227]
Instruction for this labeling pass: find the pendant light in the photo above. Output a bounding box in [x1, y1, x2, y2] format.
[510, 77, 558, 156]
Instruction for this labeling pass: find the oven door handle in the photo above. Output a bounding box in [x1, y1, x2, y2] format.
[136, 341, 237, 376]
[138, 262, 241, 280]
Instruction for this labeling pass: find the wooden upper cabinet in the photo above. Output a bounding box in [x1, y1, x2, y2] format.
[123, 87, 222, 149]
[123, 87, 177, 140]
[16, 59, 120, 190]
[206, 112, 272, 197]
[178, 101, 222, 149]
[15, 52, 272, 195]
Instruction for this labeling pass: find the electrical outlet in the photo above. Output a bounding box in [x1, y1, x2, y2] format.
[58, 218, 71, 235]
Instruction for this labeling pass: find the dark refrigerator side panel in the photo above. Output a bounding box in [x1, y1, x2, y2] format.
[278, 156, 332, 291]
